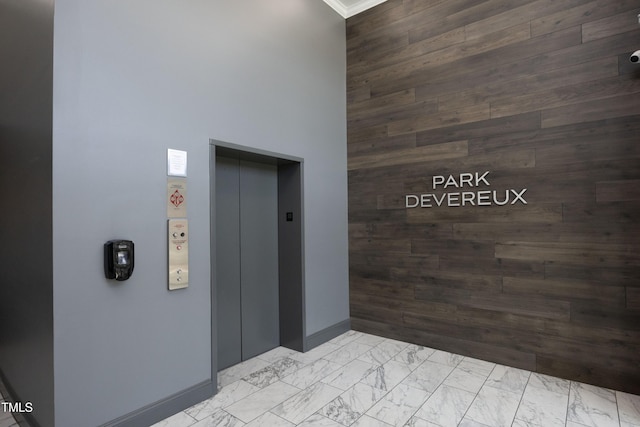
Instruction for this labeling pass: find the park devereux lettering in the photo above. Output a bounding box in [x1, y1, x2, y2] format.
[405, 171, 527, 208]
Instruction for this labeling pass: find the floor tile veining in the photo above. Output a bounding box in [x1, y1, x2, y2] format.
[150, 330, 640, 427]
[3, 330, 639, 426]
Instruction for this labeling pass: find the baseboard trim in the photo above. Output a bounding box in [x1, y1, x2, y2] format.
[304, 319, 351, 351]
[99, 380, 214, 427]
[96, 320, 351, 426]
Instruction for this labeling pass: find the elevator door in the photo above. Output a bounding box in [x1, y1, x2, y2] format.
[216, 156, 280, 370]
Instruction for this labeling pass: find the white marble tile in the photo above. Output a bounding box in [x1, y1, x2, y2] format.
[405, 417, 442, 427]
[353, 332, 387, 347]
[382, 337, 410, 347]
[328, 330, 363, 346]
[219, 358, 272, 387]
[152, 330, 640, 427]
[566, 422, 597, 427]
[567, 382, 619, 427]
[514, 384, 568, 427]
[392, 344, 435, 370]
[403, 360, 454, 393]
[186, 380, 260, 420]
[366, 383, 430, 426]
[150, 410, 196, 427]
[358, 339, 409, 365]
[513, 418, 574, 427]
[320, 382, 387, 425]
[281, 358, 342, 389]
[427, 350, 465, 367]
[322, 359, 378, 390]
[297, 413, 345, 427]
[0, 417, 18, 427]
[271, 381, 343, 424]
[484, 365, 530, 395]
[458, 418, 493, 427]
[361, 360, 412, 392]
[511, 419, 532, 427]
[618, 390, 640, 426]
[443, 365, 489, 394]
[465, 385, 521, 427]
[0, 411, 17, 427]
[0, 411, 14, 424]
[351, 414, 393, 427]
[256, 347, 300, 364]
[289, 342, 342, 365]
[244, 411, 294, 427]
[225, 381, 300, 423]
[244, 358, 303, 388]
[527, 372, 571, 395]
[191, 410, 245, 427]
[323, 341, 373, 366]
[414, 384, 476, 427]
[457, 357, 495, 377]
[0, 420, 17, 427]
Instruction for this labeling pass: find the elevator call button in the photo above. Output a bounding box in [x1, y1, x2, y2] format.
[168, 219, 189, 290]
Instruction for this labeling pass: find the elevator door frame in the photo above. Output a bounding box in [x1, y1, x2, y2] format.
[209, 139, 305, 390]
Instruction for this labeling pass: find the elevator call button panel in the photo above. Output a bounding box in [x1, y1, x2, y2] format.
[168, 219, 189, 290]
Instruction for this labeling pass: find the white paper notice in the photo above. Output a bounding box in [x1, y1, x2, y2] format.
[167, 149, 187, 177]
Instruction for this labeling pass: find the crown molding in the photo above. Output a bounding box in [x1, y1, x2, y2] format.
[322, 0, 388, 18]
[322, 0, 348, 18]
[345, 0, 388, 17]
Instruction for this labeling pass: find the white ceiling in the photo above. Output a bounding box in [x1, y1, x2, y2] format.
[322, 0, 389, 18]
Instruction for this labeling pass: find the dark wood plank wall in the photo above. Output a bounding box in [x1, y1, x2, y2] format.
[346, 0, 640, 394]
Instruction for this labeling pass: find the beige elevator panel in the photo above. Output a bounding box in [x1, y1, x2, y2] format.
[168, 219, 189, 290]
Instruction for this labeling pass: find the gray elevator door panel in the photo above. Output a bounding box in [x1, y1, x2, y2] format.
[216, 156, 280, 370]
[216, 156, 242, 370]
[239, 160, 280, 361]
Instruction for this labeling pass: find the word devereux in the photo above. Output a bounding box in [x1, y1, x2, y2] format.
[405, 171, 527, 208]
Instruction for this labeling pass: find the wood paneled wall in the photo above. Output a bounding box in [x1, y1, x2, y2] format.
[347, 0, 640, 394]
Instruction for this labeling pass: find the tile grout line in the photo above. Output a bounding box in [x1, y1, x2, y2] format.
[267, 335, 366, 426]
[615, 389, 622, 427]
[308, 338, 414, 426]
[361, 357, 412, 426]
[511, 370, 533, 427]
[456, 360, 498, 426]
[159, 332, 640, 427]
[565, 381, 572, 427]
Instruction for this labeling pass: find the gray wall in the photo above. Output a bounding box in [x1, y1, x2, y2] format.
[52, 1, 347, 426]
[0, 0, 55, 426]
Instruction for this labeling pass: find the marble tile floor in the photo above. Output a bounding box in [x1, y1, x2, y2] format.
[0, 388, 18, 427]
[152, 330, 640, 427]
[2, 330, 639, 427]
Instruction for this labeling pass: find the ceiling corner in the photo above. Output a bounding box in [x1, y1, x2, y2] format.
[322, 0, 348, 18]
[322, 0, 389, 19]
